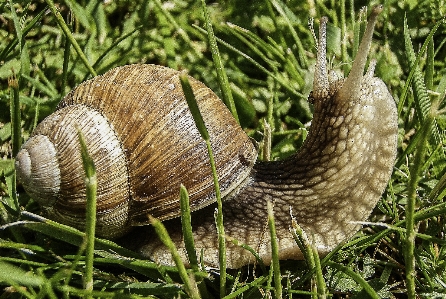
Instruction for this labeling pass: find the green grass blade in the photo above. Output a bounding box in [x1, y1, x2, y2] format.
[269, 0, 307, 68]
[61, 12, 73, 95]
[395, 117, 433, 168]
[227, 237, 266, 272]
[226, 22, 306, 87]
[429, 162, 446, 201]
[90, 26, 143, 72]
[201, 0, 239, 124]
[221, 276, 269, 299]
[15, 211, 140, 258]
[0, 260, 44, 292]
[149, 216, 201, 299]
[152, 0, 201, 57]
[0, 8, 45, 61]
[315, 1, 338, 26]
[311, 244, 327, 298]
[226, 23, 281, 70]
[425, 37, 434, 91]
[7, 75, 20, 218]
[404, 109, 435, 299]
[263, 0, 286, 47]
[44, 0, 97, 77]
[339, 0, 346, 74]
[395, 17, 445, 169]
[21, 73, 58, 100]
[179, 184, 199, 272]
[179, 74, 210, 140]
[90, 1, 107, 44]
[77, 131, 97, 297]
[267, 201, 282, 298]
[398, 15, 442, 116]
[403, 20, 430, 124]
[9, 0, 31, 78]
[326, 261, 380, 299]
[290, 217, 328, 298]
[64, 0, 94, 29]
[9, 75, 21, 158]
[290, 218, 313, 268]
[1, 160, 19, 215]
[193, 24, 304, 99]
[180, 72, 226, 297]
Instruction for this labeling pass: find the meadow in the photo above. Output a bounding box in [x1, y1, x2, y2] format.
[1, 0, 446, 298]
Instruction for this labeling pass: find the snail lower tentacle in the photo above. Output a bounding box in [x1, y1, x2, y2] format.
[137, 6, 397, 268]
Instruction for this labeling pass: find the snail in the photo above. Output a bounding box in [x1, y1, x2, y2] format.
[15, 6, 397, 269]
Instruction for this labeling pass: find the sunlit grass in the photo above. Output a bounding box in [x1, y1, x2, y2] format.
[1, 0, 446, 297]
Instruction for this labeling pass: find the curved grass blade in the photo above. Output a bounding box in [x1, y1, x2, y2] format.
[180, 72, 226, 297]
[149, 216, 201, 299]
[267, 201, 282, 298]
[77, 130, 97, 297]
[44, 0, 97, 77]
[179, 184, 199, 272]
[201, 0, 239, 124]
[326, 261, 380, 299]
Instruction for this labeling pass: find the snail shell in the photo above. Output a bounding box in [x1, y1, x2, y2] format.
[15, 65, 257, 238]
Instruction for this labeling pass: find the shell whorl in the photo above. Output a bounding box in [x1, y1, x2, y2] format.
[17, 105, 131, 237]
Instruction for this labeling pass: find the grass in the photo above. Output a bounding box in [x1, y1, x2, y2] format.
[1, 0, 446, 297]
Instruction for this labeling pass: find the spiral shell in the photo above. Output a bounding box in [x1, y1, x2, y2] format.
[15, 64, 258, 238]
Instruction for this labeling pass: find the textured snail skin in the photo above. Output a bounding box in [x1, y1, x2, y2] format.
[137, 6, 398, 268]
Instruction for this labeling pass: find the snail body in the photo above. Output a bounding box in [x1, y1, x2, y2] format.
[16, 7, 397, 268]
